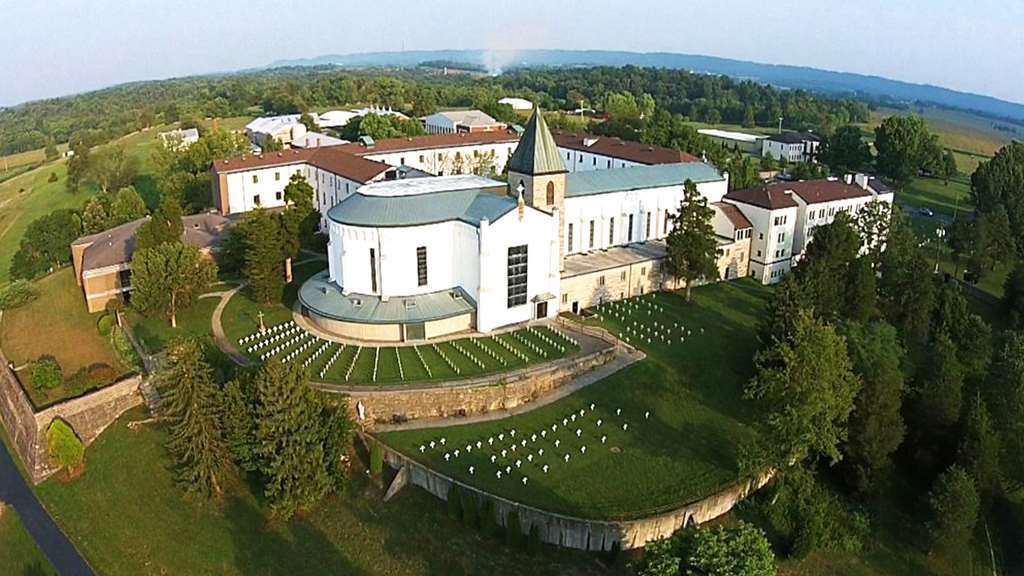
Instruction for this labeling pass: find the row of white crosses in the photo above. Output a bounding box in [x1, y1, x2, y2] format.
[281, 333, 317, 363]
[511, 331, 548, 358]
[304, 341, 333, 369]
[246, 323, 304, 354]
[450, 340, 486, 370]
[237, 320, 294, 347]
[418, 403, 653, 487]
[412, 345, 433, 378]
[344, 346, 362, 381]
[548, 326, 579, 348]
[395, 347, 405, 380]
[258, 331, 312, 361]
[319, 344, 346, 379]
[471, 338, 507, 367]
[432, 343, 461, 375]
[493, 334, 530, 363]
[526, 326, 568, 354]
[372, 347, 380, 382]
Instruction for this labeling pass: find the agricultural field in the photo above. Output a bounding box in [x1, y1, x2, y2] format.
[0, 267, 137, 407]
[381, 280, 771, 519]
[30, 407, 621, 576]
[897, 175, 972, 218]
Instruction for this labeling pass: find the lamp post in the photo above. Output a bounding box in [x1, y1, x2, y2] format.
[933, 227, 946, 274]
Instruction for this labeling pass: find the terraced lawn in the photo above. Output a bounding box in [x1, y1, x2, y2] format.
[380, 280, 772, 519]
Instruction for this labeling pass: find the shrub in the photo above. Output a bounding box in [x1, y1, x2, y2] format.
[505, 510, 522, 549]
[527, 523, 542, 555]
[447, 485, 462, 520]
[369, 441, 383, 476]
[676, 521, 775, 576]
[0, 280, 38, 310]
[47, 419, 84, 474]
[109, 326, 140, 371]
[48, 171, 59, 183]
[30, 356, 63, 390]
[96, 313, 115, 336]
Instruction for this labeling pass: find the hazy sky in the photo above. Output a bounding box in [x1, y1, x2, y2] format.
[2, 0, 1022, 107]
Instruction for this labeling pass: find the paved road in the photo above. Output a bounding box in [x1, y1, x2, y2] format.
[0, 441, 94, 575]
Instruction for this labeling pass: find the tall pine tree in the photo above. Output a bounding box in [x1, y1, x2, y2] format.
[665, 179, 718, 301]
[162, 338, 232, 497]
[243, 208, 286, 304]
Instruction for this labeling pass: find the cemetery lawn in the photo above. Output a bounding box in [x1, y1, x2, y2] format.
[127, 286, 233, 353]
[0, 507, 57, 575]
[220, 260, 326, 346]
[32, 407, 620, 576]
[0, 267, 133, 407]
[380, 279, 772, 520]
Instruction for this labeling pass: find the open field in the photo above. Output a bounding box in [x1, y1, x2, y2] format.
[382, 281, 770, 519]
[31, 407, 620, 576]
[0, 143, 69, 172]
[896, 175, 972, 217]
[0, 267, 133, 407]
[0, 506, 57, 576]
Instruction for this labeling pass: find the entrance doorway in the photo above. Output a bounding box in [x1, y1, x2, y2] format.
[535, 301, 548, 319]
[405, 322, 426, 341]
[571, 301, 579, 315]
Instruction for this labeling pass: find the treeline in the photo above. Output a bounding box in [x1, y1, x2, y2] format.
[0, 65, 868, 156]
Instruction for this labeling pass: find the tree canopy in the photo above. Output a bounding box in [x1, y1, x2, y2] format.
[665, 179, 718, 301]
[131, 241, 216, 327]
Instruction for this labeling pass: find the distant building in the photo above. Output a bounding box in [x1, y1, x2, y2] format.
[710, 202, 753, 280]
[70, 213, 228, 313]
[158, 128, 200, 150]
[498, 97, 534, 111]
[697, 129, 766, 154]
[289, 131, 349, 149]
[245, 114, 318, 148]
[552, 132, 701, 172]
[317, 106, 407, 128]
[424, 110, 506, 134]
[761, 132, 822, 163]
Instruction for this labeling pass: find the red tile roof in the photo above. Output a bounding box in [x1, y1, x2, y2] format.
[712, 202, 753, 230]
[336, 130, 520, 156]
[725, 179, 873, 210]
[210, 147, 390, 184]
[724, 185, 800, 210]
[552, 132, 700, 165]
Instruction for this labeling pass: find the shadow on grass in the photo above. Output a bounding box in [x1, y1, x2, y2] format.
[224, 496, 367, 576]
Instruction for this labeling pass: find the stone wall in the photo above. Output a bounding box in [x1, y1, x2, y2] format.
[376, 439, 773, 551]
[0, 349, 143, 483]
[321, 344, 617, 426]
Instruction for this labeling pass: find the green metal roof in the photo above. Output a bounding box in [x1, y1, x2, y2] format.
[327, 187, 517, 228]
[507, 109, 567, 176]
[299, 271, 476, 324]
[565, 162, 724, 198]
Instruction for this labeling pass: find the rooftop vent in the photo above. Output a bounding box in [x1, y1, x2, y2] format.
[583, 137, 599, 147]
[404, 299, 417, 310]
[350, 298, 363, 308]
[450, 291, 463, 300]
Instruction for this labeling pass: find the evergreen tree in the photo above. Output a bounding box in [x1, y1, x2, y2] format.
[162, 338, 232, 497]
[845, 258, 877, 322]
[916, 333, 965, 430]
[221, 378, 258, 472]
[82, 193, 114, 233]
[795, 212, 861, 319]
[958, 394, 1001, 499]
[927, 465, 979, 555]
[665, 179, 718, 301]
[757, 274, 807, 347]
[65, 139, 91, 194]
[131, 242, 216, 327]
[745, 309, 862, 468]
[878, 208, 935, 354]
[841, 321, 905, 493]
[280, 173, 316, 260]
[135, 196, 184, 251]
[244, 208, 287, 304]
[985, 333, 1024, 485]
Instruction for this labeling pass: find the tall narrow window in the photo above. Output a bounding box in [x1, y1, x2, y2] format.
[369, 248, 378, 293]
[588, 220, 595, 249]
[416, 246, 427, 286]
[664, 211, 670, 235]
[628, 214, 634, 242]
[608, 217, 615, 245]
[546, 181, 555, 205]
[567, 223, 574, 252]
[507, 245, 528, 308]
[645, 212, 651, 239]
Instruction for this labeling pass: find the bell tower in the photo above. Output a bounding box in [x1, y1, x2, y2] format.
[507, 109, 568, 267]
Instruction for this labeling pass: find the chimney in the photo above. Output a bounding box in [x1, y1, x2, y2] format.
[843, 174, 853, 185]
[854, 173, 870, 190]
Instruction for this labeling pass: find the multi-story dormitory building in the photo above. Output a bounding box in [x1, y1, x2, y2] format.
[208, 109, 893, 341]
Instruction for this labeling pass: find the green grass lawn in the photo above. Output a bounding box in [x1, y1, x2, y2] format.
[0, 267, 132, 407]
[897, 176, 972, 218]
[32, 407, 621, 576]
[381, 280, 771, 519]
[126, 291, 226, 354]
[0, 507, 57, 575]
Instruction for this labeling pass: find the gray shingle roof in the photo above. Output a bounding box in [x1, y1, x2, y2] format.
[74, 213, 228, 272]
[326, 187, 518, 228]
[507, 109, 567, 176]
[565, 162, 724, 198]
[299, 270, 476, 324]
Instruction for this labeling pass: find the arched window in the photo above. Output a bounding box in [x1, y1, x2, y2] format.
[546, 181, 555, 205]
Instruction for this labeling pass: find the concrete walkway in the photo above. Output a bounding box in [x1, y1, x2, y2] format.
[0, 442, 94, 575]
[369, 346, 643, 432]
[208, 283, 252, 367]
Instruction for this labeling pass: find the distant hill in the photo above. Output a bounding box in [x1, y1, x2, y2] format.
[271, 49, 1024, 124]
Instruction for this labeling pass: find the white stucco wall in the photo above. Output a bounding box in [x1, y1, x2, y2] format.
[723, 201, 798, 284]
[557, 147, 644, 173]
[362, 142, 517, 177]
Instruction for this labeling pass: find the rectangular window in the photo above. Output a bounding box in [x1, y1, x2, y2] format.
[778, 232, 785, 242]
[645, 212, 651, 239]
[275, 172, 280, 181]
[416, 246, 427, 286]
[592, 157, 596, 166]
[607, 160, 611, 168]
[561, 293, 568, 304]
[620, 271, 626, 281]
[589, 220, 595, 249]
[507, 245, 528, 308]
[252, 174, 259, 184]
[253, 194, 261, 206]
[369, 248, 378, 293]
[599, 275, 605, 286]
[275, 191, 282, 201]
[609, 217, 615, 245]
[628, 214, 634, 241]
[567, 223, 574, 252]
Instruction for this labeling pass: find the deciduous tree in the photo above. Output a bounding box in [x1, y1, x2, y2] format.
[874, 115, 933, 186]
[927, 465, 979, 554]
[821, 125, 871, 174]
[131, 242, 216, 327]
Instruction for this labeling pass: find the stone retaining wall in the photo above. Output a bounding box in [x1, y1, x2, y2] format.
[321, 344, 617, 426]
[0, 349, 143, 483]
[375, 438, 773, 551]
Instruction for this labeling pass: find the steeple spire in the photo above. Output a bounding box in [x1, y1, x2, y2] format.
[507, 109, 567, 176]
